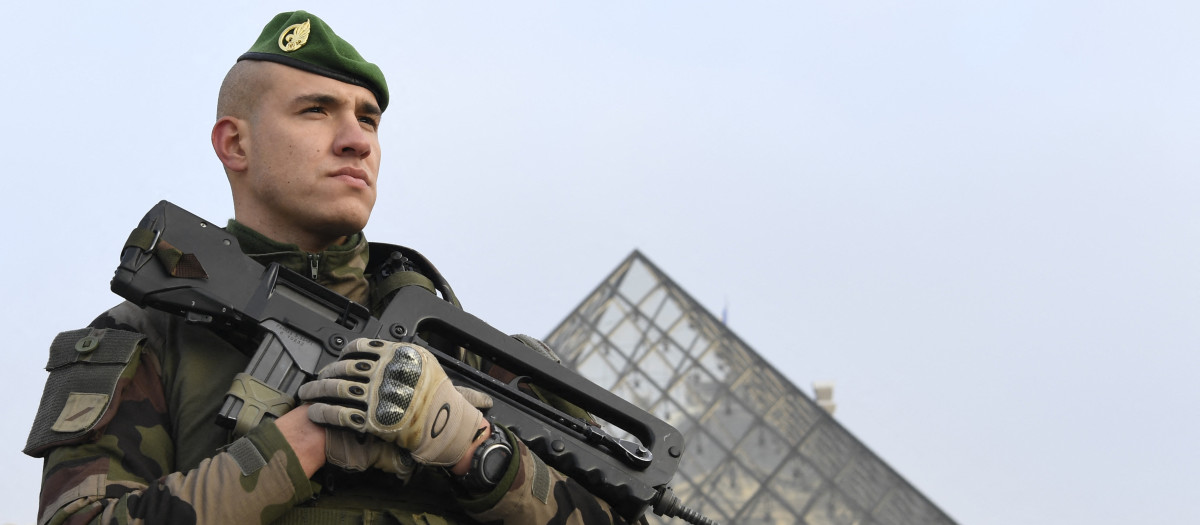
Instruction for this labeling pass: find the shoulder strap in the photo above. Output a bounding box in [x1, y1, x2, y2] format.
[367, 243, 461, 313]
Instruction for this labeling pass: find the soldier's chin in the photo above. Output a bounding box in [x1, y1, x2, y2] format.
[326, 203, 373, 235]
[327, 220, 369, 239]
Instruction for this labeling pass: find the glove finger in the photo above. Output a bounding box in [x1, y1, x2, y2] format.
[325, 428, 369, 472]
[343, 338, 397, 359]
[455, 386, 494, 409]
[376, 440, 417, 479]
[307, 402, 369, 433]
[298, 378, 370, 407]
[512, 334, 562, 363]
[315, 358, 380, 381]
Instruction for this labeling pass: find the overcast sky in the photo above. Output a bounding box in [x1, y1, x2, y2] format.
[2, 2, 1197, 524]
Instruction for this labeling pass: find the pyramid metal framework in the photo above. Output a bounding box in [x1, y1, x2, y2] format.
[544, 251, 957, 525]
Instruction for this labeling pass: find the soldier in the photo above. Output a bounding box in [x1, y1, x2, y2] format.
[25, 11, 639, 525]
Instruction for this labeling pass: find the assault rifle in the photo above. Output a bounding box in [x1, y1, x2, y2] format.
[111, 201, 716, 525]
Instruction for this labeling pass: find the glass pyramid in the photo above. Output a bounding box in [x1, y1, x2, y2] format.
[545, 251, 957, 525]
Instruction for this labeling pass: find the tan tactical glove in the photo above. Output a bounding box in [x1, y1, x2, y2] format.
[324, 428, 415, 478]
[299, 339, 491, 467]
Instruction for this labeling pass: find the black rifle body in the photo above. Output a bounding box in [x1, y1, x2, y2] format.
[111, 201, 684, 523]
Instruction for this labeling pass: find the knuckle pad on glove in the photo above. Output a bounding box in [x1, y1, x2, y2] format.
[373, 344, 423, 427]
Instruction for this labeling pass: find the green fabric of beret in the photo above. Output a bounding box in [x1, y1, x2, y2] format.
[238, 10, 389, 111]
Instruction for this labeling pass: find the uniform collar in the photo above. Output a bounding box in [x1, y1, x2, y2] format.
[226, 220, 371, 305]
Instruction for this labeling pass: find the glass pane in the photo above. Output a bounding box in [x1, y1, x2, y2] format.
[547, 252, 957, 525]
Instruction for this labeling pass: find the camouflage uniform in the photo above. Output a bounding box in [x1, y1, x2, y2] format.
[27, 221, 639, 525]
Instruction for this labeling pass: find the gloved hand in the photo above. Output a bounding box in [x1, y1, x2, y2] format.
[298, 339, 492, 467]
[324, 427, 415, 479]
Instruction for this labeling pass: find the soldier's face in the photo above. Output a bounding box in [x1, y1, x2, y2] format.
[238, 63, 382, 242]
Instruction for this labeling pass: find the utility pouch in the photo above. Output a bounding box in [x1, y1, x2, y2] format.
[24, 328, 144, 457]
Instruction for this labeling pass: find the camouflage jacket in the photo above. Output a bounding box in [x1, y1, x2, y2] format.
[26, 222, 639, 525]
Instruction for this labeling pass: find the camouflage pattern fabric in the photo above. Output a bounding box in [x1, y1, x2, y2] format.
[464, 430, 643, 524]
[29, 225, 643, 525]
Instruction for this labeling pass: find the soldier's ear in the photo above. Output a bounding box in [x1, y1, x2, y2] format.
[212, 117, 249, 173]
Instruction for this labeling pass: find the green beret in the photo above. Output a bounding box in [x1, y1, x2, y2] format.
[238, 11, 389, 111]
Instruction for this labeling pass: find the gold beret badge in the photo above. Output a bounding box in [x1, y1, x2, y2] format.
[278, 19, 311, 52]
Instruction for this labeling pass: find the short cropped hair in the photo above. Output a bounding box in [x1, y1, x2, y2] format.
[216, 60, 272, 120]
